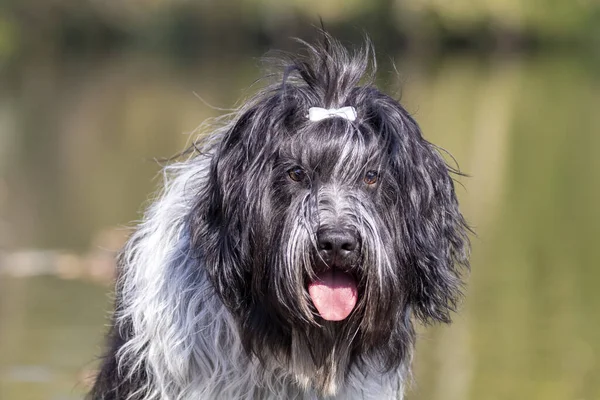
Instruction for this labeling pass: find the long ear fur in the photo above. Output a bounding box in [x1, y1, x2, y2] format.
[92, 150, 253, 399]
[113, 155, 213, 395]
[365, 96, 470, 324]
[404, 136, 470, 323]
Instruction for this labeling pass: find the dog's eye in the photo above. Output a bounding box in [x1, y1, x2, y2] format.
[288, 166, 306, 182]
[364, 170, 378, 185]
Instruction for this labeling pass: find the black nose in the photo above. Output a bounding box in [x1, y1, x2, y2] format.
[317, 228, 358, 264]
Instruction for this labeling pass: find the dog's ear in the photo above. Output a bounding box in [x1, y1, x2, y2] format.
[191, 106, 278, 312]
[368, 99, 470, 324]
[191, 113, 255, 311]
[404, 138, 470, 324]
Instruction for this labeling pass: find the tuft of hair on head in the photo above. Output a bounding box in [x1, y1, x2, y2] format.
[263, 31, 377, 110]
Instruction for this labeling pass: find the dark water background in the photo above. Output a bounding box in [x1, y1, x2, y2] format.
[1, 50, 599, 400]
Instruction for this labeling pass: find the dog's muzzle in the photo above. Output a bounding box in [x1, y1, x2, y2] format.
[308, 228, 359, 322]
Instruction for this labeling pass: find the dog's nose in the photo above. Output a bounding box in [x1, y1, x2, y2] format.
[317, 228, 358, 263]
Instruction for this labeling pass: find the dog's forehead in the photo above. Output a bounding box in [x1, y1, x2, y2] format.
[281, 119, 384, 173]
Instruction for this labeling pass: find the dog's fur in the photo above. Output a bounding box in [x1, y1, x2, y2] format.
[90, 35, 469, 400]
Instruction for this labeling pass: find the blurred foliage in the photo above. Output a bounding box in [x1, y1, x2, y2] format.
[0, 0, 598, 58]
[0, 14, 18, 57]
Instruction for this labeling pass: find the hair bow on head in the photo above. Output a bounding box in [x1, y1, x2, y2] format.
[307, 106, 357, 122]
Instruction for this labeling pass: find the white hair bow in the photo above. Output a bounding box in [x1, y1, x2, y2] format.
[307, 106, 357, 122]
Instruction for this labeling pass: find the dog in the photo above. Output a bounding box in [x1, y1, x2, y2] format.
[90, 34, 470, 400]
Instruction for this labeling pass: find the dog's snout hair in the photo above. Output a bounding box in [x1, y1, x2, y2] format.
[314, 183, 369, 226]
[310, 183, 375, 268]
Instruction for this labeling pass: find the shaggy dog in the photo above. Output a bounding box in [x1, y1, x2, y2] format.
[90, 35, 469, 400]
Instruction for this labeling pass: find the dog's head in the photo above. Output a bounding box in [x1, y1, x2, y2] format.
[189, 36, 469, 371]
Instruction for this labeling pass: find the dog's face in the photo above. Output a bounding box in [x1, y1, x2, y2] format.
[89, 37, 470, 400]
[189, 45, 469, 374]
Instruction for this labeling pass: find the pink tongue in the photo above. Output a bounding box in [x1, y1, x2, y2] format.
[308, 270, 358, 321]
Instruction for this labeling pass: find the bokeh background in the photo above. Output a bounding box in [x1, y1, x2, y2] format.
[1, 1, 599, 399]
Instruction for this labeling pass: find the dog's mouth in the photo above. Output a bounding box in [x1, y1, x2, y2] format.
[308, 268, 358, 321]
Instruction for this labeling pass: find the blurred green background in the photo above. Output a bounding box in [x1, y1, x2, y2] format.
[1, 1, 599, 399]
